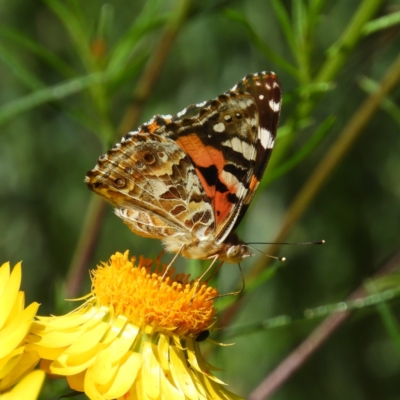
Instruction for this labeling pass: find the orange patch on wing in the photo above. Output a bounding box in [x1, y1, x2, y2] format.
[214, 191, 235, 225]
[249, 175, 259, 191]
[175, 134, 224, 169]
[176, 134, 225, 198]
[146, 117, 172, 133]
[176, 133, 239, 225]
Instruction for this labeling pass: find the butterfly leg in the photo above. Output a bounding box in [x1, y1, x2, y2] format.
[189, 255, 220, 303]
[207, 263, 246, 300]
[161, 245, 184, 279]
[197, 255, 220, 283]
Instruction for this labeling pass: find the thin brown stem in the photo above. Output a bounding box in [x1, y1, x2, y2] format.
[249, 248, 400, 400]
[117, 0, 192, 137]
[66, 196, 105, 297]
[66, 0, 191, 297]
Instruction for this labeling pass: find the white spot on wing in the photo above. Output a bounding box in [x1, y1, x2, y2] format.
[260, 128, 274, 149]
[269, 99, 280, 112]
[259, 94, 264, 100]
[220, 170, 245, 192]
[213, 122, 225, 132]
[222, 137, 255, 161]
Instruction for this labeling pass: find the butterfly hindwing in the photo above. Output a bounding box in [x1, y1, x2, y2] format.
[86, 131, 215, 240]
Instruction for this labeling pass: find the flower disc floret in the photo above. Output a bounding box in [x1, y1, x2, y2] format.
[92, 252, 217, 336]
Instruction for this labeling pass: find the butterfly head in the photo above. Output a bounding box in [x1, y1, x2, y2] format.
[224, 244, 252, 263]
[219, 233, 253, 263]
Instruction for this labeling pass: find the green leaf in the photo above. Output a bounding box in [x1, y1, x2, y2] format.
[0, 43, 43, 90]
[292, 0, 310, 83]
[96, 3, 114, 40]
[362, 10, 400, 36]
[0, 71, 111, 128]
[270, 0, 296, 55]
[0, 26, 76, 79]
[292, 0, 307, 48]
[358, 76, 400, 127]
[223, 8, 299, 79]
[366, 280, 400, 356]
[45, 0, 92, 70]
[108, 14, 166, 75]
[376, 301, 400, 356]
[263, 115, 336, 187]
[317, 0, 383, 84]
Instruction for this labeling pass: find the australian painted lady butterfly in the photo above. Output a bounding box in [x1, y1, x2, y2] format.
[85, 72, 282, 264]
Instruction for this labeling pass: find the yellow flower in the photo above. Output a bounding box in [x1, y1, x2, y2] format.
[27, 251, 242, 400]
[0, 262, 44, 399]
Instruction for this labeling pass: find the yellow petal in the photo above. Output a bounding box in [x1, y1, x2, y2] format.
[188, 370, 208, 399]
[6, 292, 25, 327]
[100, 314, 128, 346]
[0, 262, 10, 293]
[65, 321, 108, 355]
[187, 341, 225, 384]
[0, 351, 41, 393]
[90, 347, 118, 387]
[0, 302, 39, 359]
[34, 304, 108, 331]
[196, 369, 243, 400]
[66, 370, 85, 392]
[0, 347, 24, 380]
[0, 262, 21, 329]
[169, 343, 198, 400]
[157, 333, 171, 371]
[51, 346, 99, 376]
[160, 368, 185, 400]
[141, 341, 160, 399]
[106, 323, 138, 365]
[0, 370, 45, 400]
[84, 350, 141, 400]
[26, 326, 85, 349]
[103, 351, 142, 398]
[83, 367, 105, 400]
[25, 343, 66, 360]
[186, 339, 203, 374]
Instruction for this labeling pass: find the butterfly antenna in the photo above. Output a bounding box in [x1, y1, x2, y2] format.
[247, 240, 325, 246]
[244, 245, 286, 262]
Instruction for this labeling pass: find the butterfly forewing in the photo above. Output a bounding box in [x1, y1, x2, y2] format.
[229, 72, 282, 231]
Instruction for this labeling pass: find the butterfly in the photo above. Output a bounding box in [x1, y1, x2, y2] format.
[85, 72, 282, 265]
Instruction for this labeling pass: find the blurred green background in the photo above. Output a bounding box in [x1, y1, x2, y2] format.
[1, 0, 400, 399]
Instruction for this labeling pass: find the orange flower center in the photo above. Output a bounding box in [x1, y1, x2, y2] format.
[91, 251, 218, 336]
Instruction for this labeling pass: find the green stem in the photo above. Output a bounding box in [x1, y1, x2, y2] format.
[253, 51, 400, 278]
